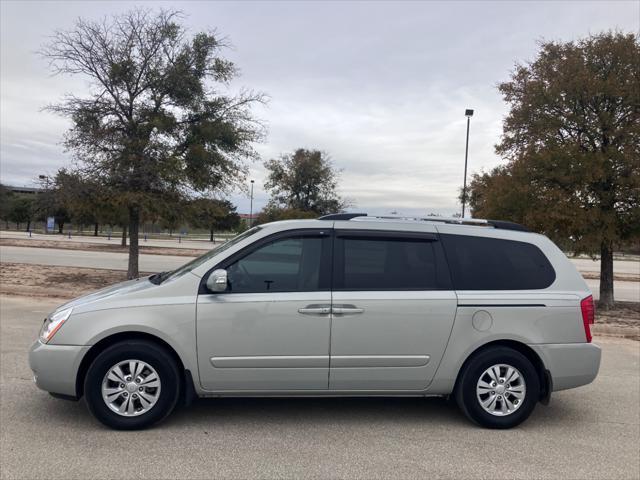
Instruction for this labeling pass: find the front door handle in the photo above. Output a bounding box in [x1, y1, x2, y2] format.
[298, 304, 331, 315]
[332, 304, 365, 315]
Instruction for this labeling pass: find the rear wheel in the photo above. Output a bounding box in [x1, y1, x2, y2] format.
[455, 347, 540, 429]
[84, 340, 181, 430]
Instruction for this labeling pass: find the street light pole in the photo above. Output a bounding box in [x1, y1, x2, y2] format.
[249, 180, 255, 228]
[39, 174, 49, 233]
[461, 109, 474, 218]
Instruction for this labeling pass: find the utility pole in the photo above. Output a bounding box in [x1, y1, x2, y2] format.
[39, 174, 50, 233]
[461, 109, 474, 218]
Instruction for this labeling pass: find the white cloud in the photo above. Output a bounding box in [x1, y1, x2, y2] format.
[1, 0, 638, 215]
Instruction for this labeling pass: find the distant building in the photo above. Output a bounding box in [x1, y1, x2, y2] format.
[5, 185, 42, 195]
[238, 213, 258, 227]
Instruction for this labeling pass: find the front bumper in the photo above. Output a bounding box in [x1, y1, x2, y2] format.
[530, 342, 602, 391]
[28, 340, 90, 397]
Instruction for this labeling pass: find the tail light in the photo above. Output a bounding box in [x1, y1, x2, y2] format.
[580, 295, 595, 343]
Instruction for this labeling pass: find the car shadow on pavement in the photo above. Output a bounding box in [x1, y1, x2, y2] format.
[36, 394, 464, 429]
[175, 396, 465, 426]
[36, 390, 583, 431]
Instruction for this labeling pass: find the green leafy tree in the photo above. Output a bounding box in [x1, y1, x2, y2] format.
[0, 184, 12, 228]
[48, 169, 126, 236]
[8, 196, 36, 231]
[188, 198, 240, 241]
[254, 206, 317, 226]
[41, 8, 265, 278]
[263, 149, 346, 216]
[33, 180, 71, 234]
[158, 198, 186, 237]
[468, 32, 640, 308]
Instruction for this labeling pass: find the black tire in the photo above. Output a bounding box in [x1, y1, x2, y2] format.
[455, 346, 540, 429]
[84, 340, 181, 430]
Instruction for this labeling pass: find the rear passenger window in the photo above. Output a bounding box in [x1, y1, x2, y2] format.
[334, 235, 451, 290]
[441, 234, 555, 290]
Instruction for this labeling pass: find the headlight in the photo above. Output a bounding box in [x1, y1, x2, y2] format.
[39, 307, 73, 343]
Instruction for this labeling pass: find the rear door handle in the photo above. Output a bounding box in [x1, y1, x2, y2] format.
[298, 304, 331, 315]
[332, 304, 364, 315]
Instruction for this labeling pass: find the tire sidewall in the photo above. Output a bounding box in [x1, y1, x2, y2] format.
[84, 341, 180, 430]
[458, 347, 540, 429]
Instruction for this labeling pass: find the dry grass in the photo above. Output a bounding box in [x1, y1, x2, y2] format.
[593, 301, 640, 340]
[0, 262, 152, 300]
[580, 271, 639, 282]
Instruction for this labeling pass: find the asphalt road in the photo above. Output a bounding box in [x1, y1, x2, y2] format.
[3, 230, 640, 275]
[0, 245, 190, 272]
[571, 256, 640, 276]
[1, 296, 639, 480]
[1, 230, 219, 249]
[2, 245, 638, 301]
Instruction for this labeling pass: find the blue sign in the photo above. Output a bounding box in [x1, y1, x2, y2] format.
[46, 216, 55, 232]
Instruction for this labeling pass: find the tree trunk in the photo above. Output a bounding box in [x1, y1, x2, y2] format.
[210, 227, 214, 242]
[25, 220, 31, 232]
[94, 222, 99, 236]
[127, 206, 140, 279]
[58, 222, 64, 234]
[599, 241, 614, 309]
[121, 225, 127, 247]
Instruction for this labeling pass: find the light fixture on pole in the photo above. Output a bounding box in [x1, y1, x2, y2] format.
[249, 180, 255, 227]
[38, 174, 50, 190]
[461, 109, 474, 218]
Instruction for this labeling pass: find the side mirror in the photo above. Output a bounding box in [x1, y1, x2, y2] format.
[206, 269, 228, 293]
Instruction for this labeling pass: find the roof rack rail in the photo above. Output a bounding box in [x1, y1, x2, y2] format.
[487, 220, 529, 232]
[318, 213, 367, 220]
[318, 212, 529, 232]
[368, 215, 489, 226]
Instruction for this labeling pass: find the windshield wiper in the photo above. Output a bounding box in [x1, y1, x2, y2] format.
[149, 271, 170, 285]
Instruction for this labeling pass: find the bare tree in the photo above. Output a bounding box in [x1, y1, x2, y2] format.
[41, 8, 265, 278]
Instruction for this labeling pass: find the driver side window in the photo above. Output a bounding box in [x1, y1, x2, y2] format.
[226, 235, 327, 293]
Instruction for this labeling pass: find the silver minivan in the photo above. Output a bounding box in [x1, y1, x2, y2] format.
[29, 214, 601, 430]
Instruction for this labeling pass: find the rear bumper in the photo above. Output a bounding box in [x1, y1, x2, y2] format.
[529, 342, 601, 391]
[28, 340, 89, 397]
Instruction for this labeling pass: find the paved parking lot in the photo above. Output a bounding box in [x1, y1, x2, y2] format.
[1, 295, 639, 480]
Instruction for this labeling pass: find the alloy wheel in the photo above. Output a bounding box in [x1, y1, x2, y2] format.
[101, 359, 162, 417]
[475, 363, 526, 416]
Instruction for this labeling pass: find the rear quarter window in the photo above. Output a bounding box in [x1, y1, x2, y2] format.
[334, 233, 452, 291]
[440, 234, 555, 290]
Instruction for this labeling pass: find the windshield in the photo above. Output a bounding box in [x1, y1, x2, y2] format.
[154, 226, 263, 283]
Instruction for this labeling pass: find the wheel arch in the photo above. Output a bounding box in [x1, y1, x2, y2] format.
[75, 331, 187, 400]
[453, 339, 551, 402]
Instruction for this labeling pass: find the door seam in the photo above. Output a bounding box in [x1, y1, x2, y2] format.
[327, 223, 335, 388]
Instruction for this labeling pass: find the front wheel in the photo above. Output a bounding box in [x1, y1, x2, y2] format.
[84, 340, 181, 430]
[455, 347, 540, 429]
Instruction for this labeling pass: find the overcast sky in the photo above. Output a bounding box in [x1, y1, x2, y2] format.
[1, 1, 638, 215]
